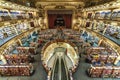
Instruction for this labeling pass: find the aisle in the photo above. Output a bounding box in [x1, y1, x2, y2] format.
[30, 51, 47, 80]
[73, 54, 120, 80]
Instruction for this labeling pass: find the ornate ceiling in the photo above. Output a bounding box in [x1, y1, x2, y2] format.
[7, 0, 115, 9]
[35, 0, 115, 8]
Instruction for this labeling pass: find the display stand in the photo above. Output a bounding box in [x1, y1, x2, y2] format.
[88, 65, 120, 78]
[4, 54, 34, 64]
[86, 47, 118, 64]
[0, 64, 34, 76]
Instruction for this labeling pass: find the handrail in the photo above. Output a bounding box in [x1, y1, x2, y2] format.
[0, 29, 34, 47]
[47, 52, 55, 67]
[47, 54, 57, 80]
[51, 55, 58, 80]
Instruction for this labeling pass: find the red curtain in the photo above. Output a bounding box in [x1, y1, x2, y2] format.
[48, 14, 72, 29]
[48, 14, 57, 29]
[63, 14, 72, 29]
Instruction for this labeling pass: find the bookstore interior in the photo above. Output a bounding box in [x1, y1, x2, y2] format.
[0, 0, 120, 80]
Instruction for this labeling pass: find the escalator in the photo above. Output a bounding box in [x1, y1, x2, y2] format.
[53, 58, 59, 80]
[51, 57, 71, 80]
[61, 58, 68, 80]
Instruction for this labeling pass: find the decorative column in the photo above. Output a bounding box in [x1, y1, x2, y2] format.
[72, 10, 76, 29]
[18, 39, 23, 46]
[98, 39, 103, 46]
[13, 25, 19, 35]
